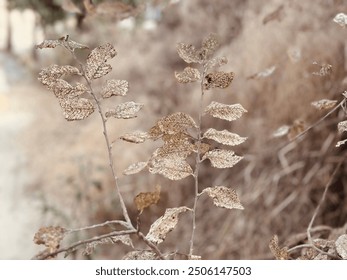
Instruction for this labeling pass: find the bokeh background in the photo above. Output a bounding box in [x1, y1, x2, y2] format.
[0, 0, 346, 259]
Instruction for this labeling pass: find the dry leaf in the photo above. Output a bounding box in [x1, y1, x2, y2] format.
[338, 120, 347, 133]
[311, 99, 338, 110]
[33, 226, 67, 252]
[272, 125, 290, 138]
[333, 13, 347, 28]
[146, 207, 190, 244]
[248, 66, 276, 79]
[85, 43, 117, 80]
[105, 102, 144, 119]
[176, 43, 202, 64]
[175, 67, 201, 83]
[205, 56, 228, 70]
[38, 65, 80, 88]
[123, 250, 159, 260]
[148, 155, 193, 180]
[52, 80, 88, 99]
[201, 186, 244, 210]
[288, 119, 305, 140]
[204, 71, 234, 90]
[336, 139, 347, 147]
[83, 235, 133, 256]
[312, 62, 332, 76]
[58, 97, 95, 121]
[269, 235, 289, 260]
[203, 128, 247, 146]
[157, 112, 198, 134]
[201, 33, 220, 56]
[335, 234, 347, 259]
[36, 36, 88, 51]
[154, 134, 194, 159]
[134, 185, 161, 212]
[204, 101, 247, 121]
[101, 79, 129, 98]
[123, 161, 148, 175]
[202, 149, 243, 168]
[120, 131, 148, 143]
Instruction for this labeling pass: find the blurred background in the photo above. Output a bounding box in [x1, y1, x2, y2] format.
[0, 0, 346, 259]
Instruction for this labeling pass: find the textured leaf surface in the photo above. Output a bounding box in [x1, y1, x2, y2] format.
[85, 43, 117, 80]
[83, 235, 133, 256]
[269, 235, 289, 260]
[102, 79, 129, 98]
[204, 101, 247, 121]
[105, 102, 144, 119]
[123, 251, 159, 260]
[204, 71, 234, 90]
[33, 226, 67, 251]
[201, 186, 244, 210]
[335, 234, 347, 260]
[59, 97, 95, 121]
[36, 36, 88, 51]
[202, 149, 243, 168]
[201, 33, 220, 56]
[123, 161, 147, 175]
[148, 155, 193, 180]
[206, 56, 228, 70]
[120, 131, 148, 143]
[52, 80, 88, 98]
[203, 128, 247, 146]
[38, 65, 80, 88]
[146, 207, 190, 244]
[175, 67, 201, 83]
[311, 99, 338, 110]
[134, 185, 160, 212]
[157, 112, 197, 134]
[338, 120, 347, 133]
[155, 133, 194, 159]
[176, 43, 202, 64]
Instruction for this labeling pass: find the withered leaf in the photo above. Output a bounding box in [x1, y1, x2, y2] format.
[83, 235, 133, 256]
[148, 155, 193, 180]
[38, 65, 80, 88]
[311, 99, 338, 110]
[204, 101, 247, 121]
[201, 33, 220, 56]
[338, 120, 347, 133]
[52, 80, 88, 98]
[177, 43, 202, 64]
[201, 186, 244, 210]
[85, 43, 117, 80]
[158, 112, 198, 134]
[146, 207, 190, 244]
[336, 139, 347, 147]
[33, 226, 67, 252]
[105, 102, 144, 119]
[36, 36, 88, 51]
[175, 67, 201, 83]
[123, 161, 147, 176]
[123, 250, 159, 260]
[204, 71, 234, 90]
[203, 128, 247, 146]
[154, 134, 194, 159]
[58, 97, 95, 121]
[134, 185, 161, 212]
[334, 13, 347, 28]
[335, 234, 347, 260]
[202, 149, 243, 168]
[101, 79, 129, 98]
[272, 125, 290, 138]
[205, 56, 228, 70]
[120, 131, 148, 143]
[269, 235, 289, 260]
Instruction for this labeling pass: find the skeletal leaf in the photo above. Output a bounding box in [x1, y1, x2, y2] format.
[201, 186, 244, 210]
[201, 33, 220, 56]
[272, 125, 290, 138]
[101, 79, 129, 98]
[203, 128, 247, 146]
[146, 207, 190, 244]
[147, 124, 163, 140]
[134, 185, 161, 212]
[85, 43, 117, 80]
[155, 134, 194, 159]
[338, 120, 347, 133]
[105, 102, 144, 119]
[123, 250, 159, 260]
[36, 36, 88, 51]
[38, 65, 80, 88]
[148, 155, 193, 180]
[177, 43, 202, 64]
[52, 80, 88, 98]
[120, 131, 148, 143]
[202, 149, 243, 168]
[269, 235, 289, 260]
[175, 67, 201, 83]
[158, 112, 198, 134]
[123, 161, 147, 175]
[58, 97, 94, 121]
[204, 71, 234, 90]
[311, 99, 338, 110]
[206, 56, 228, 70]
[335, 234, 347, 260]
[204, 101, 247, 121]
[33, 226, 67, 252]
[83, 235, 133, 256]
[333, 13, 347, 28]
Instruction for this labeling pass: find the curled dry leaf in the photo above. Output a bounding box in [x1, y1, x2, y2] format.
[123, 161, 147, 176]
[105, 102, 144, 119]
[85, 43, 117, 80]
[269, 235, 289, 260]
[123, 250, 159, 260]
[36, 36, 88, 51]
[311, 99, 338, 110]
[201, 186, 244, 210]
[148, 155, 193, 180]
[157, 112, 198, 134]
[175, 67, 201, 83]
[202, 149, 243, 168]
[204, 71, 234, 90]
[203, 128, 247, 146]
[33, 226, 67, 252]
[335, 234, 347, 259]
[120, 131, 148, 143]
[83, 235, 133, 256]
[337, 120, 347, 133]
[101, 79, 129, 98]
[134, 185, 161, 212]
[146, 207, 190, 244]
[58, 97, 95, 121]
[333, 13, 347, 28]
[204, 101, 247, 121]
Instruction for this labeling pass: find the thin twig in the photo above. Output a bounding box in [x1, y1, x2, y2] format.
[137, 232, 165, 260]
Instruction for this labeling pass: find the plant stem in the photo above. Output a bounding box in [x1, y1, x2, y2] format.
[189, 66, 207, 256]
